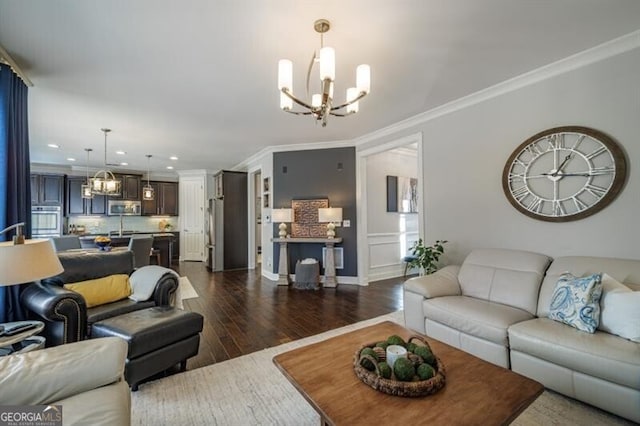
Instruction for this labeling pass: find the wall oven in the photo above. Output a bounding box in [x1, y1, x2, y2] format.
[31, 205, 62, 238]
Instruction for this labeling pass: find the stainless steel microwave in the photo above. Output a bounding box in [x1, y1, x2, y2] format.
[107, 200, 141, 216]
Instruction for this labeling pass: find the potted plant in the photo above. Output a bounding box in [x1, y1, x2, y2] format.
[409, 239, 447, 275]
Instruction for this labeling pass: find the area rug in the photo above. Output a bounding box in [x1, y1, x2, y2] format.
[174, 276, 198, 309]
[131, 311, 633, 425]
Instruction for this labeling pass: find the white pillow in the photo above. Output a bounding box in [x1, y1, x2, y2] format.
[598, 273, 640, 342]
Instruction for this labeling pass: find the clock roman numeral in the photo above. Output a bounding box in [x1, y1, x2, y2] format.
[547, 134, 564, 150]
[552, 200, 566, 216]
[527, 196, 543, 213]
[572, 196, 588, 212]
[585, 146, 607, 160]
[525, 143, 543, 157]
[508, 172, 525, 182]
[571, 134, 586, 151]
[511, 186, 530, 202]
[590, 166, 615, 176]
[514, 158, 529, 168]
[584, 183, 607, 198]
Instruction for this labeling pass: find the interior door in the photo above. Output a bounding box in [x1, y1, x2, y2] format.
[180, 176, 205, 261]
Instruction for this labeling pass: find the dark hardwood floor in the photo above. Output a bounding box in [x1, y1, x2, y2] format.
[174, 261, 405, 370]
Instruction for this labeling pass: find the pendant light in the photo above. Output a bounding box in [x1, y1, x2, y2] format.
[142, 154, 154, 201]
[81, 148, 93, 199]
[90, 128, 121, 196]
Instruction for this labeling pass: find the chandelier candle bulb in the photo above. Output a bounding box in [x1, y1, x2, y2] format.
[312, 94, 321, 108]
[319, 47, 335, 81]
[356, 64, 371, 94]
[278, 59, 293, 91]
[386, 345, 408, 370]
[346, 88, 359, 114]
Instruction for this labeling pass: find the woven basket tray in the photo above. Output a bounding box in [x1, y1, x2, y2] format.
[353, 335, 446, 397]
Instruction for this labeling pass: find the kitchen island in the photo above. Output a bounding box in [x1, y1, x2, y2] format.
[77, 233, 176, 268]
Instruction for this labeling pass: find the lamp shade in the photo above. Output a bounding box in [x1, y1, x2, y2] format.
[272, 208, 293, 223]
[0, 239, 63, 286]
[318, 207, 342, 223]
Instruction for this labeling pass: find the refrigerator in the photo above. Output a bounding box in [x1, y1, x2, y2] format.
[207, 171, 248, 271]
[207, 198, 224, 271]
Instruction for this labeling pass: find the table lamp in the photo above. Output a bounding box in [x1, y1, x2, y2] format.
[0, 223, 64, 333]
[272, 208, 293, 238]
[318, 208, 343, 239]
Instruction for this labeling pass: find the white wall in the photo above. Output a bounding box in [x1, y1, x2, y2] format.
[366, 149, 419, 280]
[359, 47, 640, 265]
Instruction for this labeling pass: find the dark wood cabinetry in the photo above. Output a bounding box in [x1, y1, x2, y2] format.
[142, 181, 179, 216]
[110, 174, 141, 201]
[65, 176, 107, 216]
[31, 174, 64, 206]
[215, 171, 248, 270]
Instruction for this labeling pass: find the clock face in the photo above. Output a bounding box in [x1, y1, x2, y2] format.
[502, 126, 626, 222]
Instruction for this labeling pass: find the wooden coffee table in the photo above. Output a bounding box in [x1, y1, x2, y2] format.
[273, 321, 543, 425]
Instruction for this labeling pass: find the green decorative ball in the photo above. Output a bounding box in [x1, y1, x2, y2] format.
[377, 362, 392, 379]
[406, 342, 418, 353]
[386, 335, 406, 348]
[393, 357, 415, 382]
[372, 346, 386, 361]
[375, 341, 389, 350]
[360, 347, 378, 371]
[414, 346, 436, 367]
[417, 363, 435, 380]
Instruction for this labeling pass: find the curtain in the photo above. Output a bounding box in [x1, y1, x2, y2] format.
[0, 64, 31, 322]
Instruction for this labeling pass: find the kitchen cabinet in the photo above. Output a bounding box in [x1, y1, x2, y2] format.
[111, 174, 141, 201]
[142, 181, 179, 216]
[65, 176, 107, 216]
[31, 174, 64, 206]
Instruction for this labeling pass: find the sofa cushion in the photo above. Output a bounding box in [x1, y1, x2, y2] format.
[87, 299, 155, 327]
[458, 249, 551, 315]
[537, 256, 640, 318]
[64, 274, 132, 308]
[423, 295, 534, 346]
[548, 273, 603, 333]
[509, 318, 640, 390]
[599, 274, 640, 342]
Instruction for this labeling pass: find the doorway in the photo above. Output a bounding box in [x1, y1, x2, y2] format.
[248, 168, 262, 270]
[356, 132, 423, 284]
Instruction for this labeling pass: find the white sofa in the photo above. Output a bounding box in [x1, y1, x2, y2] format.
[403, 249, 640, 423]
[0, 336, 130, 425]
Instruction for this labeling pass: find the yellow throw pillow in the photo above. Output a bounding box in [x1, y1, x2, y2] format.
[64, 274, 132, 308]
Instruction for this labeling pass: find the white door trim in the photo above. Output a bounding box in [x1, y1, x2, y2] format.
[247, 165, 261, 270]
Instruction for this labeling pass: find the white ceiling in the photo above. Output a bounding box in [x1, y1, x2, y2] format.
[1, 0, 640, 176]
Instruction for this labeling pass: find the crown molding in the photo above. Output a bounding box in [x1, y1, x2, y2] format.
[233, 138, 355, 171]
[354, 29, 640, 147]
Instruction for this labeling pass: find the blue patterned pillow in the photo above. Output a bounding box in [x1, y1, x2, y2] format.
[548, 273, 603, 333]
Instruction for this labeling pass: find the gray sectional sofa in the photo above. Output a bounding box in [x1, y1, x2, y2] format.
[403, 248, 640, 423]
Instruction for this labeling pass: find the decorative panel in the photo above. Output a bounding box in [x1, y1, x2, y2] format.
[291, 199, 328, 238]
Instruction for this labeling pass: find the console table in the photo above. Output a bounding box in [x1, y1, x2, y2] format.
[272, 238, 342, 288]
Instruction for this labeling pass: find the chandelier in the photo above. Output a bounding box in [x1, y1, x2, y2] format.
[90, 128, 121, 196]
[143, 154, 154, 201]
[81, 148, 93, 199]
[277, 19, 370, 127]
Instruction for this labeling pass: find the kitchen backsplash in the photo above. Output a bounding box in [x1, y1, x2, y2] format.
[68, 216, 179, 235]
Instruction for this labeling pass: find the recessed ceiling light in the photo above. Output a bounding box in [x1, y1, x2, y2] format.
[115, 150, 126, 155]
[166, 166, 174, 170]
[169, 156, 178, 161]
[47, 144, 59, 149]
[120, 162, 128, 166]
[67, 157, 76, 162]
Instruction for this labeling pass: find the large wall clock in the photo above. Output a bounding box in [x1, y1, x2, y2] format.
[502, 126, 626, 222]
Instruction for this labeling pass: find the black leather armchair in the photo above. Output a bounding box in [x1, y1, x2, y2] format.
[21, 250, 178, 346]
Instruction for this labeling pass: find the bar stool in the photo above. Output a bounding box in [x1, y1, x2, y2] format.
[150, 248, 162, 265]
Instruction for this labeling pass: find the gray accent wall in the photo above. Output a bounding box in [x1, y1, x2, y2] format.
[273, 147, 357, 277]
